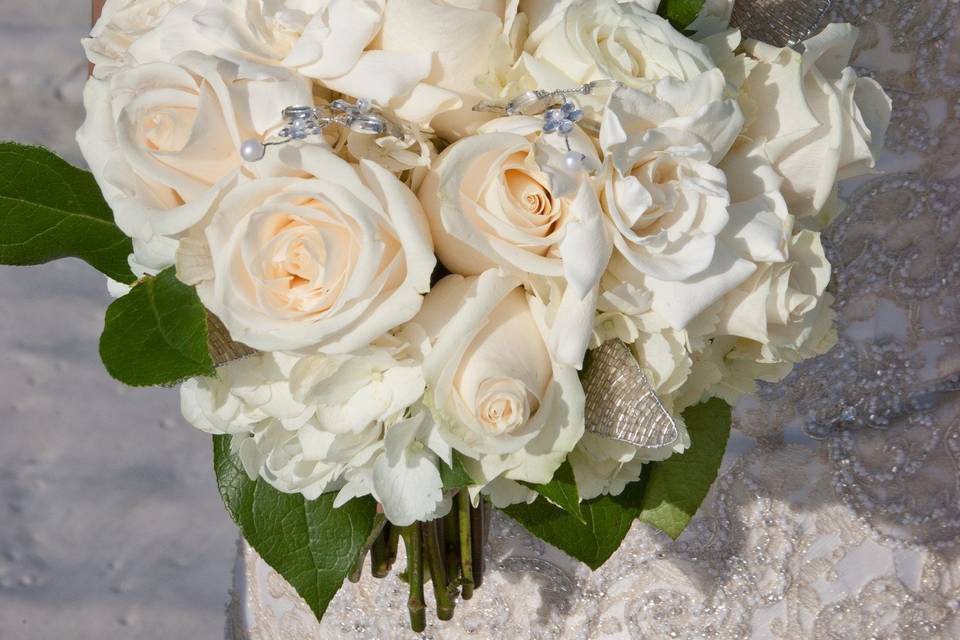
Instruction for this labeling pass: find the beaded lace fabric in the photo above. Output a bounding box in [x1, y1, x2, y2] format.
[227, 2, 960, 637]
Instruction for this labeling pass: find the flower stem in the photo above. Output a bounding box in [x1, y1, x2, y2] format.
[422, 520, 455, 620]
[347, 555, 364, 583]
[470, 499, 486, 590]
[457, 491, 475, 599]
[387, 523, 400, 567]
[347, 514, 386, 583]
[401, 525, 426, 632]
[371, 524, 391, 578]
[442, 504, 461, 592]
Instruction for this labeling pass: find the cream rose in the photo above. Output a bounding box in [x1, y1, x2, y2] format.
[76, 52, 312, 271]
[418, 117, 609, 366]
[176, 146, 435, 353]
[739, 24, 892, 220]
[412, 270, 585, 504]
[527, 0, 716, 98]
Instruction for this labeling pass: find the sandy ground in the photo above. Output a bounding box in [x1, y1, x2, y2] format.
[0, 3, 237, 638]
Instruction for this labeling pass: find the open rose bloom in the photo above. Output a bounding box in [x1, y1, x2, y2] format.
[55, 0, 893, 628]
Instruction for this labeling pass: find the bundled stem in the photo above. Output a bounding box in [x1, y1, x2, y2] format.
[442, 506, 461, 590]
[422, 520, 455, 620]
[470, 497, 486, 590]
[370, 524, 391, 578]
[457, 491, 475, 599]
[400, 525, 426, 633]
[355, 493, 487, 631]
[386, 523, 400, 568]
[348, 515, 386, 583]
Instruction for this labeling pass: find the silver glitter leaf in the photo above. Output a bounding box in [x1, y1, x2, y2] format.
[206, 312, 257, 367]
[731, 0, 832, 47]
[581, 340, 678, 448]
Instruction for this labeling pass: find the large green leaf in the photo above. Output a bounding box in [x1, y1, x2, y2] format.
[523, 460, 584, 523]
[99, 267, 215, 386]
[502, 398, 732, 567]
[639, 398, 732, 539]
[214, 435, 378, 622]
[657, 0, 706, 30]
[0, 143, 134, 283]
[502, 466, 648, 570]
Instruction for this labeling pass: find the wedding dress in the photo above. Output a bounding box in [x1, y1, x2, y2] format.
[228, 1, 960, 637]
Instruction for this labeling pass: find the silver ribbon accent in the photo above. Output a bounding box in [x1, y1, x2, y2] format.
[731, 0, 832, 47]
[581, 340, 678, 448]
[206, 312, 256, 366]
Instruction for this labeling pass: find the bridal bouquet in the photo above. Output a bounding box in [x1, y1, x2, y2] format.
[0, 0, 890, 630]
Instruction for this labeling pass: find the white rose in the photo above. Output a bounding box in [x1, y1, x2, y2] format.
[176, 146, 435, 353]
[686, 0, 734, 37]
[717, 141, 794, 265]
[740, 24, 892, 220]
[378, 0, 520, 137]
[93, 0, 514, 136]
[716, 229, 836, 363]
[76, 52, 312, 270]
[83, 0, 186, 76]
[418, 118, 609, 366]
[598, 71, 757, 331]
[527, 0, 715, 97]
[412, 270, 585, 504]
[599, 70, 743, 279]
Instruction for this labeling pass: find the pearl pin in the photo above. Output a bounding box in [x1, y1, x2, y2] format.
[562, 150, 586, 172]
[240, 139, 266, 162]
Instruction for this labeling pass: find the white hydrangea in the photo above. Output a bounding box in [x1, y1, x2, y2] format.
[180, 338, 453, 523]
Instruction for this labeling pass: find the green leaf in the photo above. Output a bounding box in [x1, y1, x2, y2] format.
[657, 0, 706, 30]
[213, 435, 378, 622]
[502, 466, 649, 570]
[522, 460, 584, 523]
[99, 267, 215, 386]
[639, 398, 732, 539]
[0, 142, 134, 283]
[440, 452, 474, 489]
[502, 399, 732, 567]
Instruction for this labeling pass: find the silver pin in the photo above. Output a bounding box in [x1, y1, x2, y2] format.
[474, 80, 617, 117]
[238, 98, 406, 162]
[476, 84, 608, 172]
[473, 81, 616, 145]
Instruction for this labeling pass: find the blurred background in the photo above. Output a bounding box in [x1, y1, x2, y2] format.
[0, 2, 236, 638]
